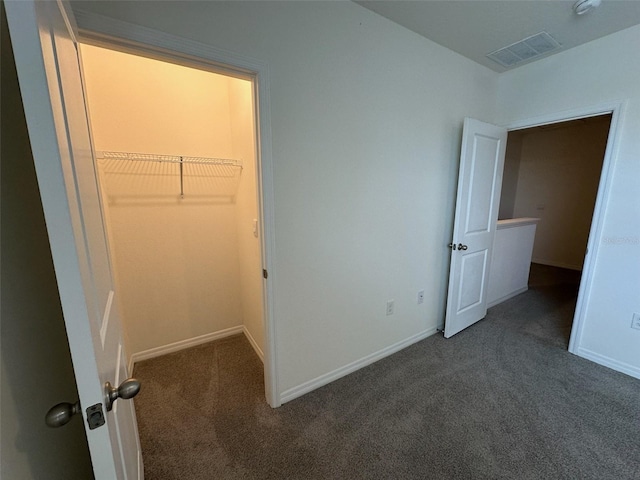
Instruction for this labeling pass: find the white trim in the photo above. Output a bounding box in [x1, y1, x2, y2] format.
[575, 347, 640, 381]
[243, 326, 265, 363]
[73, 10, 259, 78]
[570, 103, 625, 356]
[504, 101, 625, 360]
[530, 258, 582, 271]
[496, 217, 539, 229]
[115, 342, 122, 386]
[127, 349, 134, 379]
[137, 449, 143, 480]
[505, 102, 621, 131]
[129, 326, 243, 368]
[487, 286, 528, 308]
[73, 10, 280, 407]
[279, 328, 438, 405]
[99, 289, 114, 347]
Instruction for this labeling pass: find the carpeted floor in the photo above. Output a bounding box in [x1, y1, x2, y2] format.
[132, 264, 640, 479]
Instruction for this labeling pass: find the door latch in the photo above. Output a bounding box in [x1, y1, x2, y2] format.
[86, 403, 105, 430]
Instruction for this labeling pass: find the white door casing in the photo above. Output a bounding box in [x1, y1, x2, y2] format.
[5, 1, 142, 478]
[444, 118, 507, 338]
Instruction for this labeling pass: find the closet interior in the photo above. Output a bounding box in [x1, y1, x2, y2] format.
[80, 44, 265, 371]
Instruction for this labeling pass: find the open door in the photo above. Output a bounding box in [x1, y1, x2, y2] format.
[444, 118, 507, 338]
[5, 1, 142, 478]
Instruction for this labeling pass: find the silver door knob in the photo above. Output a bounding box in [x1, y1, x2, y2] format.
[45, 401, 81, 428]
[105, 378, 141, 411]
[457, 243, 468, 250]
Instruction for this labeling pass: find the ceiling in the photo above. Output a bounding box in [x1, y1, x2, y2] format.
[355, 1, 640, 72]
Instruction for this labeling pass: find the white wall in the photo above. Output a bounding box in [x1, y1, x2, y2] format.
[497, 25, 640, 378]
[487, 219, 538, 307]
[511, 118, 609, 270]
[82, 45, 251, 355]
[1, 8, 93, 476]
[72, 1, 498, 397]
[229, 79, 265, 358]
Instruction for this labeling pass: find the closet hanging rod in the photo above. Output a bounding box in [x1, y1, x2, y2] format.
[96, 151, 242, 168]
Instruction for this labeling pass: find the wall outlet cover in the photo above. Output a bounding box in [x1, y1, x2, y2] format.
[386, 300, 395, 316]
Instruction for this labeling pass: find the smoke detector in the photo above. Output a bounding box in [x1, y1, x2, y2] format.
[573, 0, 602, 15]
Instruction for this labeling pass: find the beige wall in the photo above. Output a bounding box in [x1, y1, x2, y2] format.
[83, 45, 234, 158]
[1, 7, 93, 477]
[229, 80, 265, 358]
[498, 132, 523, 220]
[82, 44, 262, 356]
[506, 117, 609, 270]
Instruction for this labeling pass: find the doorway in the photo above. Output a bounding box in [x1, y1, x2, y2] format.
[79, 43, 268, 394]
[499, 113, 613, 344]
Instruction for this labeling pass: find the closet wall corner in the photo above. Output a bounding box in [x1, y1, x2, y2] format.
[82, 42, 265, 363]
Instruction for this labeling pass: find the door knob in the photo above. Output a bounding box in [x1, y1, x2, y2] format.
[457, 243, 468, 250]
[45, 401, 81, 427]
[105, 378, 141, 411]
[448, 243, 457, 250]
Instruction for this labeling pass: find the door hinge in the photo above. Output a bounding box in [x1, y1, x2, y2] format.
[263, 269, 268, 279]
[86, 403, 105, 430]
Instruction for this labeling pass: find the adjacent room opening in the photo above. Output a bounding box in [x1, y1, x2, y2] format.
[80, 43, 267, 389]
[494, 114, 612, 344]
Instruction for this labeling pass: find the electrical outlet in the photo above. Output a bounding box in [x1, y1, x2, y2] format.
[386, 300, 395, 316]
[417, 290, 425, 304]
[631, 313, 640, 330]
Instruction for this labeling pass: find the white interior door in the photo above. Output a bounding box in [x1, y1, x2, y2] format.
[5, 1, 142, 478]
[444, 118, 507, 338]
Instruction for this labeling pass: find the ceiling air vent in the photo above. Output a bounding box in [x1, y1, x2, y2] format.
[487, 32, 561, 68]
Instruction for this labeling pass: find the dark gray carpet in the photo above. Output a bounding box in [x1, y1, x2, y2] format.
[133, 265, 640, 479]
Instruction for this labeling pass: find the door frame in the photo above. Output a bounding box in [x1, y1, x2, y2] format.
[73, 10, 280, 407]
[504, 100, 625, 358]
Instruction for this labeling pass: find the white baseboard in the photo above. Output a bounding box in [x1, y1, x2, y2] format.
[575, 347, 640, 380]
[531, 259, 582, 271]
[137, 450, 143, 480]
[243, 326, 264, 363]
[279, 327, 438, 404]
[487, 286, 528, 308]
[129, 325, 243, 371]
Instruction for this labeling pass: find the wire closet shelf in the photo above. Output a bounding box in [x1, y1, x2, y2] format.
[96, 150, 243, 199]
[96, 150, 243, 168]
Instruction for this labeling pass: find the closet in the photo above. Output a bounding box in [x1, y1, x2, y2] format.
[80, 44, 265, 369]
